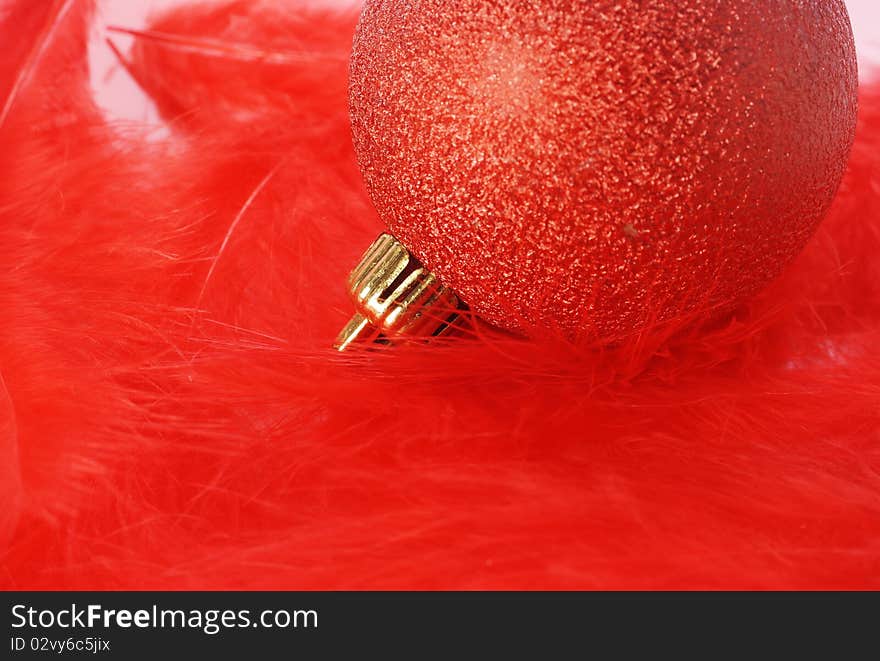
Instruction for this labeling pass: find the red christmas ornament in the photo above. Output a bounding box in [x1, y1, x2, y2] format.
[345, 0, 858, 344]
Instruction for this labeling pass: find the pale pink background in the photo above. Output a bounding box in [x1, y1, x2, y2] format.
[88, 0, 880, 124]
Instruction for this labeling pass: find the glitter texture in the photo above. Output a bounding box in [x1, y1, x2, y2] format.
[349, 0, 858, 341]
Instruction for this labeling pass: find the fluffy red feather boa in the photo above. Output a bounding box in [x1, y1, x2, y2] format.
[1, 0, 878, 589]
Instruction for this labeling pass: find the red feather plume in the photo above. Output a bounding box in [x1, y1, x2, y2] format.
[0, 0, 878, 589]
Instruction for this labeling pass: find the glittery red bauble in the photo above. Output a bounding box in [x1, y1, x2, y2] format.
[349, 0, 858, 341]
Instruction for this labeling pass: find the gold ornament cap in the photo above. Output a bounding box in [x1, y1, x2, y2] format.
[334, 234, 464, 351]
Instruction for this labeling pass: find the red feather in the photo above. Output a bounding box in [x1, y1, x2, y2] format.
[0, 0, 878, 589]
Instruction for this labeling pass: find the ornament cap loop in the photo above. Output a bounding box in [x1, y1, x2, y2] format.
[334, 233, 464, 351]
